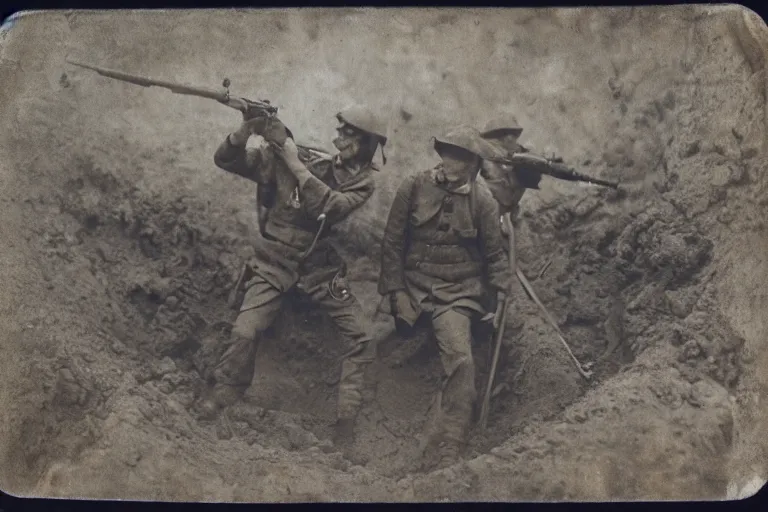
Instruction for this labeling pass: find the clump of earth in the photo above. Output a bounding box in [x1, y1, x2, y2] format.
[1, 6, 767, 502]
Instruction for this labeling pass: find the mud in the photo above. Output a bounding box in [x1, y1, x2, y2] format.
[1, 6, 767, 502]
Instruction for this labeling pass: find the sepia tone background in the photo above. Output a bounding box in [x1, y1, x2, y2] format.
[1, 6, 767, 502]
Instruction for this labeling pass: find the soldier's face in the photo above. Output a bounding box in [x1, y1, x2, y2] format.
[334, 125, 365, 161]
[495, 132, 520, 152]
[438, 152, 479, 185]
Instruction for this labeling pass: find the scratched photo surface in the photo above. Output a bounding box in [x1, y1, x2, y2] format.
[1, 6, 767, 503]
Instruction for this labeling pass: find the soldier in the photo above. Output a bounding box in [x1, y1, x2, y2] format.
[478, 114, 542, 223]
[196, 106, 387, 446]
[378, 125, 511, 470]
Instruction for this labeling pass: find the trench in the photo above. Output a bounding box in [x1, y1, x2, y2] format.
[3, 120, 755, 499]
[11, 152, 707, 483]
[5, 97, 754, 495]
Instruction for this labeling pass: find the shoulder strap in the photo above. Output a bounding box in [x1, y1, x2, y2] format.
[406, 172, 420, 224]
[470, 179, 480, 232]
[402, 172, 423, 253]
[468, 179, 489, 268]
[410, 172, 421, 203]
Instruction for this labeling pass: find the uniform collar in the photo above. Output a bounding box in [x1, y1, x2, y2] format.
[430, 166, 473, 195]
[330, 155, 375, 185]
[333, 154, 378, 174]
[450, 181, 473, 195]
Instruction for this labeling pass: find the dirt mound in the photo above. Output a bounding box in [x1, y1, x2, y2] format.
[1, 5, 768, 502]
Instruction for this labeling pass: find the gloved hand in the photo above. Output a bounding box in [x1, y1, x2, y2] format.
[500, 209, 519, 237]
[229, 116, 269, 146]
[480, 291, 507, 330]
[229, 115, 290, 147]
[389, 290, 418, 337]
[271, 137, 303, 168]
[389, 290, 411, 317]
[261, 117, 290, 147]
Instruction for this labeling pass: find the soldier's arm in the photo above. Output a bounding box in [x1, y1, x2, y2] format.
[293, 164, 375, 224]
[479, 161, 524, 215]
[378, 174, 416, 296]
[477, 184, 512, 292]
[213, 135, 276, 185]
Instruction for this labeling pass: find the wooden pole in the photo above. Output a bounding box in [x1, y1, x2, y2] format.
[478, 213, 515, 431]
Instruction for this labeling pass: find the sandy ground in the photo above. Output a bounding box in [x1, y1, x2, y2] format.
[1, 5, 767, 502]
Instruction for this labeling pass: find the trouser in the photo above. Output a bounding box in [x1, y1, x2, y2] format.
[428, 307, 477, 447]
[211, 273, 376, 421]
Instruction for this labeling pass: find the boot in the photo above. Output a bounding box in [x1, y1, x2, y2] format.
[195, 397, 219, 420]
[195, 383, 243, 420]
[418, 437, 463, 472]
[332, 417, 356, 446]
[332, 417, 371, 466]
[435, 439, 462, 470]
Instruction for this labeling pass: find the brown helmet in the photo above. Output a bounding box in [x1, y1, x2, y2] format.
[336, 105, 388, 146]
[431, 124, 507, 161]
[480, 114, 524, 139]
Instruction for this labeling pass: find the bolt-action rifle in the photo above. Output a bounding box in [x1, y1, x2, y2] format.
[486, 152, 620, 190]
[64, 57, 332, 162]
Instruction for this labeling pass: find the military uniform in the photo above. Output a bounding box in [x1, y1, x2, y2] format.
[478, 114, 542, 219]
[204, 108, 386, 427]
[378, 126, 511, 463]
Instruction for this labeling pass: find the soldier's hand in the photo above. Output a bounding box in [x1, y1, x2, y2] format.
[271, 137, 301, 164]
[480, 292, 506, 330]
[504, 206, 521, 230]
[500, 215, 509, 236]
[262, 117, 290, 147]
[500, 209, 520, 238]
[389, 291, 400, 315]
[493, 294, 506, 330]
[229, 117, 269, 146]
[390, 290, 410, 317]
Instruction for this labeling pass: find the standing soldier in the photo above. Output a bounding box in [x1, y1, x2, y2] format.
[378, 125, 511, 470]
[196, 106, 387, 446]
[478, 114, 542, 223]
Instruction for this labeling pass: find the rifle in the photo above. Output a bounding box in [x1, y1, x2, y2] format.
[486, 152, 620, 190]
[65, 57, 333, 162]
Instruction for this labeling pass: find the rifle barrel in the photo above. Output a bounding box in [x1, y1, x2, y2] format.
[490, 153, 619, 189]
[66, 57, 228, 102]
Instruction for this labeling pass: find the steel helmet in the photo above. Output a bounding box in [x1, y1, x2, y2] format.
[432, 125, 507, 161]
[336, 105, 388, 146]
[480, 114, 524, 139]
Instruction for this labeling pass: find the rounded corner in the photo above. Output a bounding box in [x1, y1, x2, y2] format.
[2, 10, 30, 25]
[726, 3, 768, 30]
[727, 475, 768, 501]
[0, 479, 28, 500]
